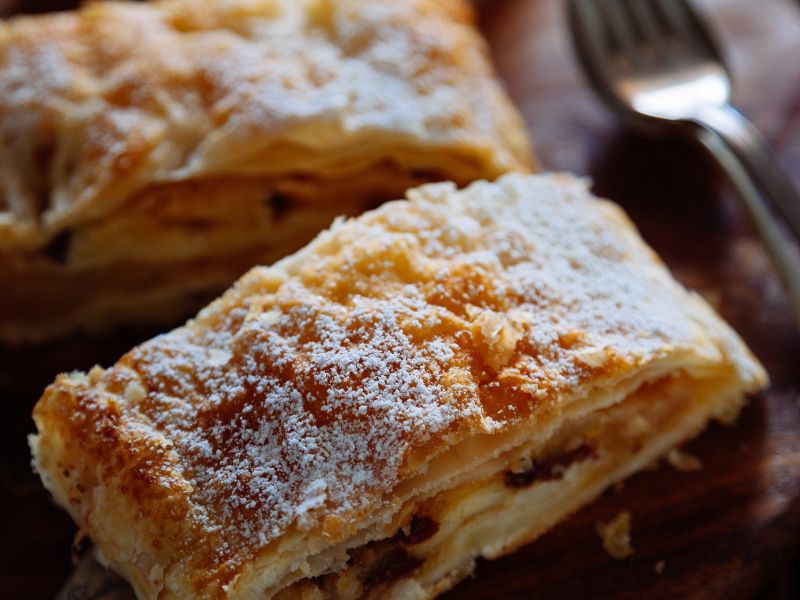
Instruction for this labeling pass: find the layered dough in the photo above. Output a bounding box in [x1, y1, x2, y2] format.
[0, 0, 533, 342]
[30, 174, 766, 600]
[0, 168, 426, 341]
[275, 372, 743, 600]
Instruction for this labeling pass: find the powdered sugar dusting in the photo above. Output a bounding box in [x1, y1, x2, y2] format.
[124, 285, 482, 557]
[0, 0, 528, 234]
[74, 173, 760, 575]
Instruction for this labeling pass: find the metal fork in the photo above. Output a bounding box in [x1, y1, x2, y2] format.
[568, 0, 800, 323]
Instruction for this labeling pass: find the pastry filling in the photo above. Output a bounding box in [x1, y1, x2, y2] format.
[27, 174, 761, 600]
[0, 163, 446, 340]
[272, 372, 737, 599]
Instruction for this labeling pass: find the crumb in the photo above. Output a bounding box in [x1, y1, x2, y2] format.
[655, 560, 665, 574]
[666, 448, 702, 472]
[596, 511, 633, 559]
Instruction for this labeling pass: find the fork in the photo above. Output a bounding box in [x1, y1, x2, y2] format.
[568, 0, 800, 323]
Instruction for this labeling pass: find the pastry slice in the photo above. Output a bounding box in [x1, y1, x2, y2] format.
[30, 174, 766, 599]
[0, 0, 533, 343]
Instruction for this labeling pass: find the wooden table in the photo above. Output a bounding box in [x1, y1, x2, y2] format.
[2, 0, 799, 598]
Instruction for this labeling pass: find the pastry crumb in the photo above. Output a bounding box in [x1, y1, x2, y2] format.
[596, 511, 633, 559]
[666, 448, 702, 472]
[655, 560, 666, 574]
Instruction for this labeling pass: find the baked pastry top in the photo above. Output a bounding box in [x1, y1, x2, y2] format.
[31, 174, 766, 599]
[0, 0, 531, 248]
[0, 0, 533, 343]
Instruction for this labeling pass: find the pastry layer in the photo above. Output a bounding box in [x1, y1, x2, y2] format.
[0, 0, 533, 342]
[272, 372, 743, 599]
[0, 170, 399, 343]
[30, 174, 766, 599]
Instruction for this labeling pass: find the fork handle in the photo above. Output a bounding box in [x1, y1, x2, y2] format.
[688, 104, 800, 242]
[689, 122, 800, 324]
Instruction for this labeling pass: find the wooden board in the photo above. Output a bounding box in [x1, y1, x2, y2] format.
[1, 0, 799, 598]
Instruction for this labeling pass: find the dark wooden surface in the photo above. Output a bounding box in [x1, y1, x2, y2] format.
[2, 0, 800, 598]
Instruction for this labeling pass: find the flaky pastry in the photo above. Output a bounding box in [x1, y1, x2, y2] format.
[31, 174, 766, 599]
[0, 0, 532, 343]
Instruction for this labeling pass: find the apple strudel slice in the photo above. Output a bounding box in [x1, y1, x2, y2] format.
[0, 0, 533, 344]
[31, 173, 766, 600]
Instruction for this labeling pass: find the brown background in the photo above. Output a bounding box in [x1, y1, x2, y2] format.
[1, 0, 799, 598]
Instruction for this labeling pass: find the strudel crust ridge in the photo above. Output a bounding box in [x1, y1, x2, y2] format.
[0, 0, 532, 342]
[31, 174, 766, 599]
[0, 0, 531, 239]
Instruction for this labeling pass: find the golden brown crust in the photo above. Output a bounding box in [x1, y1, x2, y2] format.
[0, 166, 422, 344]
[0, 0, 533, 342]
[31, 174, 766, 599]
[0, 0, 532, 242]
